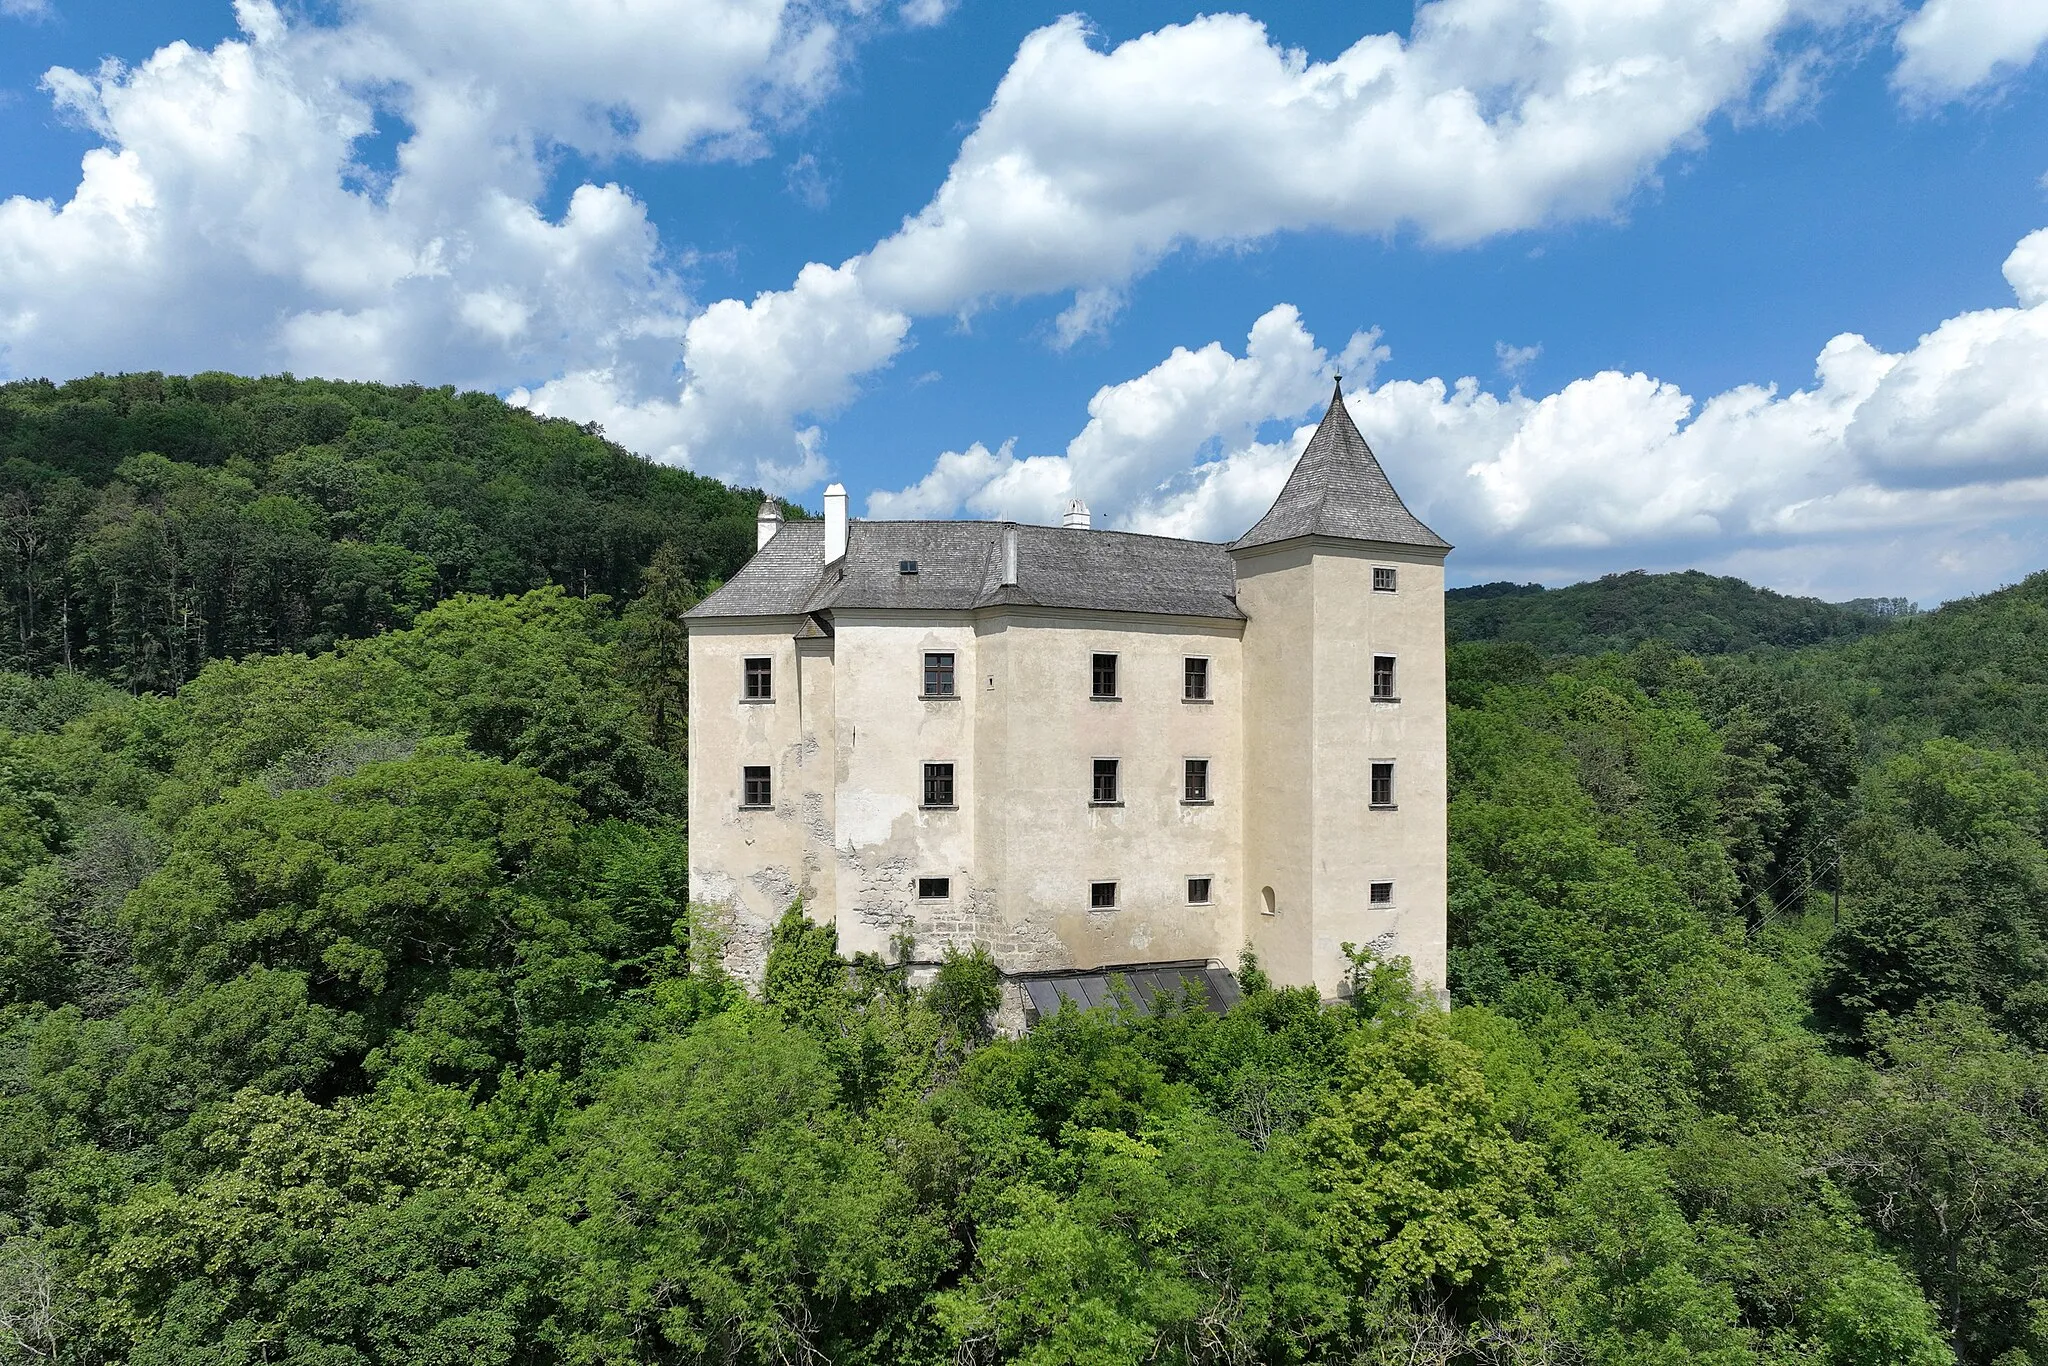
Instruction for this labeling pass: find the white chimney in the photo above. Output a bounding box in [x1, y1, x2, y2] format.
[1001, 526, 1019, 585]
[1062, 499, 1091, 530]
[823, 483, 848, 563]
[756, 499, 782, 549]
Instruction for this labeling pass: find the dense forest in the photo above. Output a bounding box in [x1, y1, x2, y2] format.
[0, 377, 2045, 1364]
[0, 373, 788, 690]
[1447, 569, 1916, 656]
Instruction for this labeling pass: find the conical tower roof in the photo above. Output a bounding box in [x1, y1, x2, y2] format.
[1230, 380, 1449, 553]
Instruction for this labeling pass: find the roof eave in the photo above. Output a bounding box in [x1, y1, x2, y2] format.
[1228, 530, 1453, 559]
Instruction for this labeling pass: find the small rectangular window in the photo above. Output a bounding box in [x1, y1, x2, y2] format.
[1373, 655, 1397, 700]
[918, 877, 951, 899]
[1370, 761, 1395, 808]
[1183, 657, 1209, 700]
[1373, 566, 1397, 593]
[1092, 758, 1120, 804]
[1091, 653, 1118, 698]
[741, 765, 772, 808]
[743, 656, 773, 699]
[922, 762, 955, 807]
[923, 651, 956, 696]
[1183, 758, 1210, 803]
[1187, 877, 1212, 905]
[1370, 880, 1394, 905]
[1090, 881, 1118, 910]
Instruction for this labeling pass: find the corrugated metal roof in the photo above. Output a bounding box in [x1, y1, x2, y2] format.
[1231, 380, 1450, 553]
[1018, 961, 1241, 1022]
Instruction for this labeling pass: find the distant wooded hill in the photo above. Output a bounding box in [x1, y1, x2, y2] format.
[0, 372, 791, 690]
[1447, 568, 1917, 656]
[1781, 569, 2048, 758]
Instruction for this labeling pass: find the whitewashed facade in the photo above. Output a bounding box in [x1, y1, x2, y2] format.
[685, 385, 1450, 1004]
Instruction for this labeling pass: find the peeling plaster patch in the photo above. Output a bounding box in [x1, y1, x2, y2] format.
[839, 787, 915, 847]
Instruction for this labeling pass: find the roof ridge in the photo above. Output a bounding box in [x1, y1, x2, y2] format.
[848, 516, 1225, 548]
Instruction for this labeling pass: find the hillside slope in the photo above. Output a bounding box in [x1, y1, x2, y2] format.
[0, 371, 788, 688]
[1779, 569, 2048, 758]
[1448, 568, 1906, 656]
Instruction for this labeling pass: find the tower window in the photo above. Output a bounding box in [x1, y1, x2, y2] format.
[1090, 881, 1118, 910]
[1370, 881, 1394, 905]
[922, 762, 955, 808]
[1187, 877, 1212, 905]
[1183, 758, 1210, 803]
[1091, 653, 1119, 698]
[1092, 758, 1120, 804]
[923, 652, 956, 696]
[1183, 657, 1209, 700]
[1373, 655, 1397, 700]
[1373, 566, 1398, 593]
[743, 656, 773, 699]
[1370, 761, 1395, 808]
[741, 766, 772, 808]
[918, 877, 951, 899]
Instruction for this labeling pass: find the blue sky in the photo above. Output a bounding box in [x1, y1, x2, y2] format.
[3, 0, 2047, 601]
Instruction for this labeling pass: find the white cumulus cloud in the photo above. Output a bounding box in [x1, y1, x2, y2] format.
[657, 0, 1891, 486]
[0, 0, 873, 488]
[871, 225, 2048, 600]
[868, 303, 1385, 523]
[0, 0, 2036, 505]
[1894, 0, 2048, 102]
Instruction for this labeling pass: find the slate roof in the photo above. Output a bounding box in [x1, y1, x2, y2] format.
[1230, 380, 1450, 553]
[687, 519, 1245, 620]
[687, 384, 1442, 622]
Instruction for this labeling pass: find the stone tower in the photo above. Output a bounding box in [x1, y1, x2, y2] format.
[1231, 380, 1452, 999]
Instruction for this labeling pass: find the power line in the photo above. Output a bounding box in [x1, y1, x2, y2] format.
[1739, 842, 1847, 937]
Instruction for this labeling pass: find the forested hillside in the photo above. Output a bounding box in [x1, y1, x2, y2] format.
[0, 576, 2039, 1362]
[1781, 570, 2048, 758]
[0, 373, 785, 690]
[0, 380, 2042, 1363]
[1447, 569, 1912, 655]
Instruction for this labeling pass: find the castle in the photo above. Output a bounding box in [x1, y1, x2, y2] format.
[684, 382, 1450, 1013]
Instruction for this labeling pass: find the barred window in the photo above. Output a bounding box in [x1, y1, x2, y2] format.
[918, 877, 951, 899]
[1092, 758, 1120, 804]
[1370, 881, 1394, 905]
[1372, 655, 1397, 700]
[741, 766, 772, 808]
[1091, 653, 1119, 698]
[923, 762, 955, 807]
[1373, 566, 1397, 593]
[1187, 877, 1212, 905]
[1370, 761, 1395, 808]
[923, 652, 956, 697]
[743, 656, 773, 699]
[1183, 758, 1210, 803]
[1183, 657, 1209, 700]
[1090, 881, 1118, 910]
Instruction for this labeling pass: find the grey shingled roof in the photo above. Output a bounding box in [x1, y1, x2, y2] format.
[1231, 381, 1450, 553]
[686, 519, 1243, 620]
[687, 521, 829, 617]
